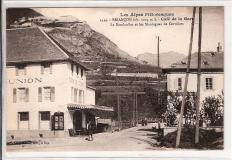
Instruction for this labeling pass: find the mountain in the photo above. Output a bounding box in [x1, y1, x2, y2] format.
[6, 8, 42, 28]
[7, 9, 144, 68]
[137, 51, 186, 67]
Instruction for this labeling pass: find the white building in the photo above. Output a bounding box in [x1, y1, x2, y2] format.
[163, 46, 224, 104]
[5, 27, 113, 138]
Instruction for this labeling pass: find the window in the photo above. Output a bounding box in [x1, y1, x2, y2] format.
[40, 111, 50, 121]
[19, 112, 29, 121]
[74, 88, 78, 103]
[13, 88, 29, 103]
[178, 78, 182, 90]
[206, 78, 213, 90]
[44, 87, 52, 101]
[41, 63, 52, 74]
[38, 87, 55, 102]
[16, 65, 26, 76]
[71, 87, 78, 103]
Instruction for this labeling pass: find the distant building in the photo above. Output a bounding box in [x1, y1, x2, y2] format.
[6, 27, 113, 138]
[163, 44, 224, 104]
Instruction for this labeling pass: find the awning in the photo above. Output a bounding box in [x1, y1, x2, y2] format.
[67, 104, 114, 119]
[67, 104, 114, 112]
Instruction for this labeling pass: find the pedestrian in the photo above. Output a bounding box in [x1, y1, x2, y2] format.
[86, 120, 93, 141]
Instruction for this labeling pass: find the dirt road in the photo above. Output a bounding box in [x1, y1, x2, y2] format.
[7, 123, 167, 152]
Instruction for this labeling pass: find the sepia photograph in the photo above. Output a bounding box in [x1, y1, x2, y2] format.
[4, 6, 224, 153]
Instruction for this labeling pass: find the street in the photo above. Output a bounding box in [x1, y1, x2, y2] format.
[7, 123, 169, 152]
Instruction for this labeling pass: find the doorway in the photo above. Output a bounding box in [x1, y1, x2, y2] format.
[73, 110, 82, 130]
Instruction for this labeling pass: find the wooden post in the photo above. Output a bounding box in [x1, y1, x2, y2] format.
[135, 92, 138, 126]
[176, 7, 196, 148]
[132, 91, 135, 126]
[195, 7, 202, 144]
[157, 36, 161, 112]
[116, 68, 121, 130]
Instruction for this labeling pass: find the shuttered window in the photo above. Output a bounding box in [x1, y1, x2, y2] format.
[41, 63, 52, 74]
[13, 88, 29, 103]
[38, 87, 55, 102]
[16, 65, 26, 76]
[206, 78, 213, 90]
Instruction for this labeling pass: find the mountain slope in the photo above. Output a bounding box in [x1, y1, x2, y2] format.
[137, 51, 186, 67]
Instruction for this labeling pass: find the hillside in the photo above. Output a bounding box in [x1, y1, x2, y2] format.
[7, 9, 150, 73]
[137, 51, 186, 67]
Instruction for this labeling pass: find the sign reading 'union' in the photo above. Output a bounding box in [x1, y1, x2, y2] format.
[8, 78, 42, 84]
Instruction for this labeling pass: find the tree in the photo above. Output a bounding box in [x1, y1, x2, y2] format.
[165, 91, 196, 127]
[200, 94, 224, 126]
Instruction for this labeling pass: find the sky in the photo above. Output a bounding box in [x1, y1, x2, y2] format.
[35, 7, 224, 57]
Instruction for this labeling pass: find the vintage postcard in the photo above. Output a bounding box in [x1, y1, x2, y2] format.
[3, 6, 226, 155]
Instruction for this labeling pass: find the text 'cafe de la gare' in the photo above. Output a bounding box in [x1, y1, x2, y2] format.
[6, 27, 114, 138]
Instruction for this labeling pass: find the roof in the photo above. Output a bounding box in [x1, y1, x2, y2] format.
[163, 51, 224, 73]
[6, 27, 89, 70]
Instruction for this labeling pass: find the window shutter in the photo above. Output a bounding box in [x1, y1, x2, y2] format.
[24, 67, 27, 75]
[25, 88, 29, 102]
[51, 87, 55, 102]
[212, 78, 215, 90]
[174, 78, 178, 91]
[15, 67, 19, 76]
[38, 87, 42, 102]
[13, 88, 17, 103]
[49, 64, 52, 74]
[41, 65, 44, 74]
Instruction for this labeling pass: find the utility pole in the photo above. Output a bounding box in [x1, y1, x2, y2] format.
[135, 92, 138, 126]
[195, 7, 202, 144]
[157, 36, 161, 109]
[132, 91, 135, 126]
[176, 7, 196, 148]
[116, 68, 121, 130]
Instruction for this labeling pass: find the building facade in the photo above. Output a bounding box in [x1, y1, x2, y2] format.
[6, 27, 113, 138]
[163, 47, 224, 105]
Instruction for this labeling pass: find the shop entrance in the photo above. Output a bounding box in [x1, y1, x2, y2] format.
[73, 111, 82, 130]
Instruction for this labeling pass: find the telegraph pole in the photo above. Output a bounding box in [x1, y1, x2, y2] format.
[135, 92, 138, 126]
[156, 36, 161, 116]
[176, 7, 196, 148]
[116, 68, 121, 130]
[195, 7, 202, 144]
[157, 36, 160, 99]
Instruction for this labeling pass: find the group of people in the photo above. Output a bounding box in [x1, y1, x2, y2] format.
[141, 118, 148, 126]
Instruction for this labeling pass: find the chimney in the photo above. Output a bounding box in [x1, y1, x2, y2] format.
[217, 42, 222, 52]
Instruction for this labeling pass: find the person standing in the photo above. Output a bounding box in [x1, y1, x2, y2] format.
[86, 120, 93, 141]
